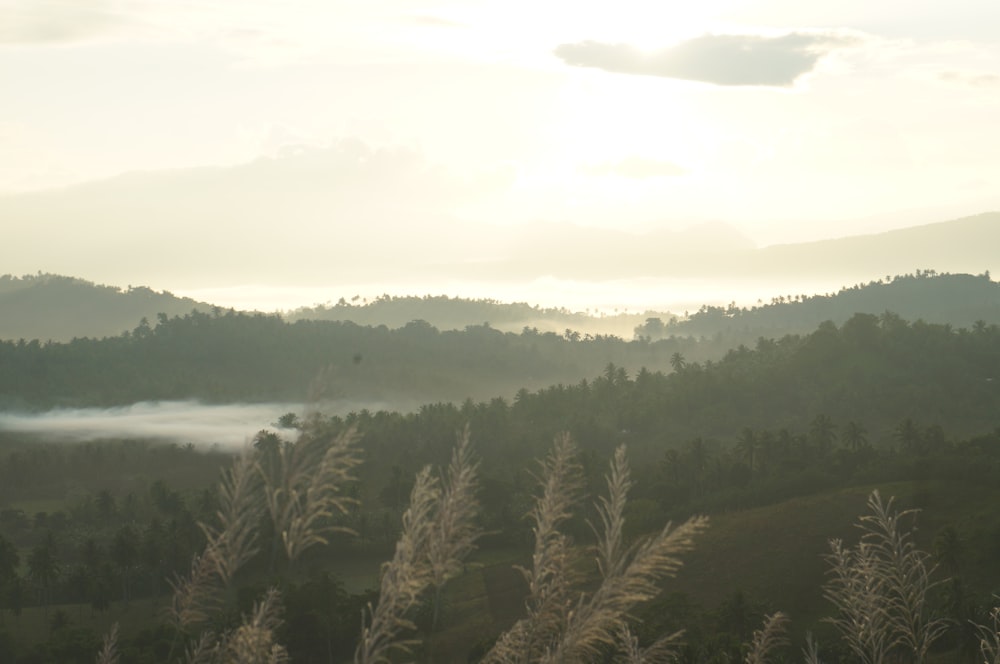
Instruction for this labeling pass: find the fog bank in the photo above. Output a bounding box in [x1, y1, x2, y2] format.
[0, 400, 400, 448]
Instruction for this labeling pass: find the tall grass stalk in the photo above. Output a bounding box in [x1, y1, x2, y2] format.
[975, 603, 1000, 664]
[259, 426, 361, 563]
[354, 428, 480, 664]
[484, 438, 708, 664]
[615, 624, 683, 663]
[744, 611, 788, 664]
[163, 420, 360, 661]
[823, 490, 948, 664]
[94, 622, 119, 664]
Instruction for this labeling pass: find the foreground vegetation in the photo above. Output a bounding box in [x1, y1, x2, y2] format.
[2, 400, 1000, 661]
[2, 285, 1000, 661]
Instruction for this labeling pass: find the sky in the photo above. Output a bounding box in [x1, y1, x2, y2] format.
[2, 0, 999, 311]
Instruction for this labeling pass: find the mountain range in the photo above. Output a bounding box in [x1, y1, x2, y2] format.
[1, 144, 997, 289]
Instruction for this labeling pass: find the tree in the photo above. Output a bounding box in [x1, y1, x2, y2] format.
[27, 538, 60, 619]
[894, 419, 921, 452]
[735, 428, 759, 478]
[810, 414, 837, 457]
[0, 534, 19, 625]
[111, 525, 139, 605]
[843, 421, 868, 452]
[0, 534, 17, 586]
[670, 352, 687, 373]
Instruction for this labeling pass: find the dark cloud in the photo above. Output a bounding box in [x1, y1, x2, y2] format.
[583, 156, 686, 178]
[554, 33, 850, 86]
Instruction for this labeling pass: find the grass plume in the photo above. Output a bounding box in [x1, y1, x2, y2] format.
[615, 624, 683, 663]
[744, 612, 789, 664]
[169, 449, 263, 630]
[823, 490, 948, 664]
[974, 602, 1000, 664]
[259, 426, 361, 563]
[94, 622, 119, 664]
[354, 428, 480, 664]
[485, 438, 707, 664]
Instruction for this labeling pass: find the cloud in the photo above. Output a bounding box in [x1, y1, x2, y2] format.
[554, 33, 851, 86]
[0, 137, 517, 287]
[939, 70, 1000, 87]
[403, 14, 464, 29]
[583, 155, 686, 178]
[0, 0, 133, 45]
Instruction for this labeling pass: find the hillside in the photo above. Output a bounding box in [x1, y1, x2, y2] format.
[287, 294, 661, 338]
[7, 269, 1000, 348]
[0, 274, 211, 342]
[638, 270, 1000, 340]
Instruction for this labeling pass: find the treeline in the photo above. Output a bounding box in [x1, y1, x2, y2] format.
[637, 270, 1000, 341]
[288, 293, 654, 338]
[363, 311, 1000, 473]
[0, 273, 211, 342]
[0, 310, 725, 409]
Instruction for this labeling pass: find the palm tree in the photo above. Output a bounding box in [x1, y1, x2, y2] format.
[670, 352, 687, 373]
[810, 414, 838, 457]
[0, 535, 19, 626]
[895, 418, 922, 452]
[27, 538, 59, 619]
[843, 421, 868, 452]
[735, 428, 758, 477]
[0, 534, 17, 585]
[111, 525, 139, 605]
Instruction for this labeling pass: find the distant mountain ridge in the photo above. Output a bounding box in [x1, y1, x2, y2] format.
[637, 270, 1000, 341]
[0, 274, 211, 342]
[750, 212, 1000, 279]
[5, 269, 1000, 347]
[1, 145, 996, 287]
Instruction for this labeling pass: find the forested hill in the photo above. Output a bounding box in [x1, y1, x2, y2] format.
[3, 309, 1000, 454]
[0, 273, 662, 342]
[288, 295, 656, 338]
[343, 312, 1000, 476]
[637, 270, 1000, 340]
[0, 310, 709, 409]
[0, 274, 211, 341]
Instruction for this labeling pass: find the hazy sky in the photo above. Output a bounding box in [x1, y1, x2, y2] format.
[2, 0, 999, 310]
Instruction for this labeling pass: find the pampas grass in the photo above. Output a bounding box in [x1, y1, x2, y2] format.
[163, 420, 360, 661]
[801, 632, 824, 664]
[169, 449, 263, 630]
[94, 622, 119, 664]
[101, 412, 983, 664]
[354, 427, 480, 664]
[615, 624, 682, 663]
[975, 602, 1000, 664]
[744, 612, 788, 664]
[224, 587, 290, 664]
[259, 425, 361, 563]
[822, 490, 948, 664]
[482, 432, 585, 663]
[484, 437, 708, 664]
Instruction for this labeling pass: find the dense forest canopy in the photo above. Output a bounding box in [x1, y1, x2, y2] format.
[636, 270, 999, 340]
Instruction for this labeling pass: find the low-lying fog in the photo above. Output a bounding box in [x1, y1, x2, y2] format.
[0, 400, 404, 448]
